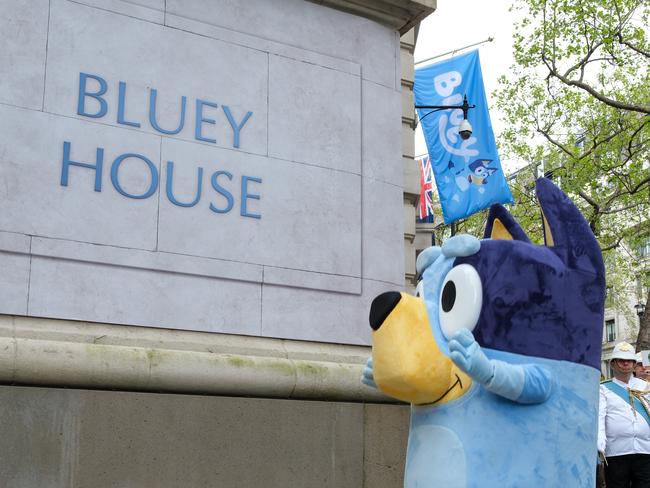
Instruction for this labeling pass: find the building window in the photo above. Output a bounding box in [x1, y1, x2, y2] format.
[639, 238, 650, 258]
[608, 362, 614, 379]
[605, 286, 613, 308]
[606, 319, 616, 343]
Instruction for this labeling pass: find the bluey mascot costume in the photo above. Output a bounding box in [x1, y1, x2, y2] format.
[363, 178, 605, 487]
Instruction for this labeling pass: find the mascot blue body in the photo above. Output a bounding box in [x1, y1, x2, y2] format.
[363, 179, 605, 487]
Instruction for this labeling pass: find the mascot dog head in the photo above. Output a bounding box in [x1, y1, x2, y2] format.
[368, 177, 605, 405]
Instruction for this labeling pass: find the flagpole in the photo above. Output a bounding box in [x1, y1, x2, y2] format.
[415, 37, 494, 67]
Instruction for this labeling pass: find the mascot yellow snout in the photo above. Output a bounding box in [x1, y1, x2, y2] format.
[369, 291, 471, 405]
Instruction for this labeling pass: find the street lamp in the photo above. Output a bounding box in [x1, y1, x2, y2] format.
[415, 94, 476, 139]
[636, 302, 646, 323]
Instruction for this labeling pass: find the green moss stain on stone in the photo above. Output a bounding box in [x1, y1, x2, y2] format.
[83, 345, 336, 384]
[226, 355, 255, 368]
[223, 355, 294, 377]
[295, 361, 329, 378]
[84, 343, 142, 362]
[266, 360, 295, 376]
[146, 349, 162, 363]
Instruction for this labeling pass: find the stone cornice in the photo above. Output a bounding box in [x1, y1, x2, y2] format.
[308, 0, 436, 34]
[0, 315, 399, 403]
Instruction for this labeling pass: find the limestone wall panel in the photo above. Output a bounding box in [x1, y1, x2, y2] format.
[0, 0, 49, 110]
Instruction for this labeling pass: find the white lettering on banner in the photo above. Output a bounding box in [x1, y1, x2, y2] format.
[433, 72, 478, 162]
[433, 71, 462, 97]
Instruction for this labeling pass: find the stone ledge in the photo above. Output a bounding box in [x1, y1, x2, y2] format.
[309, 0, 436, 34]
[0, 315, 397, 403]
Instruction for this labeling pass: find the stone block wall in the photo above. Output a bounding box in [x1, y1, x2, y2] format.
[0, 386, 409, 488]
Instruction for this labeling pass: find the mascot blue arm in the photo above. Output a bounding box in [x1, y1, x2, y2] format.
[448, 328, 553, 404]
[363, 178, 605, 488]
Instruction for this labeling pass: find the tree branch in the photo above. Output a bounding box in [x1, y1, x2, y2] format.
[617, 36, 650, 58]
[627, 118, 650, 158]
[601, 201, 648, 215]
[536, 123, 575, 159]
[578, 124, 630, 162]
[578, 190, 601, 210]
[538, 2, 649, 114]
[563, 39, 603, 80]
[600, 235, 625, 252]
[548, 66, 650, 113]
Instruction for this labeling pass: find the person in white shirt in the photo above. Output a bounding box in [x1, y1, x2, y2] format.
[599, 342, 650, 487]
[634, 353, 650, 381]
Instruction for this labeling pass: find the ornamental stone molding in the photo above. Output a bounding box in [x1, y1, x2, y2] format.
[308, 0, 436, 34]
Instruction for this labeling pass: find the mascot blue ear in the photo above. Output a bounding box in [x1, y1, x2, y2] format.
[483, 204, 530, 242]
[535, 177, 603, 275]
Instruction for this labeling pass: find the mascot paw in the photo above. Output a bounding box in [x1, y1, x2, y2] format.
[361, 357, 377, 389]
[449, 329, 494, 385]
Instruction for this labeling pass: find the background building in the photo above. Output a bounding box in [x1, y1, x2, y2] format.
[600, 236, 650, 378]
[0, 1, 435, 486]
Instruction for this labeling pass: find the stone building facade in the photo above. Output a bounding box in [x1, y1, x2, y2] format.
[0, 0, 435, 486]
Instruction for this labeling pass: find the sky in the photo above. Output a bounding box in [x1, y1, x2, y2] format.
[413, 0, 521, 172]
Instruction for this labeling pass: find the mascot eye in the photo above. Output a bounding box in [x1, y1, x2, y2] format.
[415, 280, 424, 298]
[439, 264, 482, 340]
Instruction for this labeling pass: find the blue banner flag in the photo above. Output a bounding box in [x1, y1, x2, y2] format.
[414, 50, 513, 223]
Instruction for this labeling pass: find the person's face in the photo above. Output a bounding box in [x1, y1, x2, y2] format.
[613, 358, 635, 375]
[637, 365, 650, 380]
[635, 363, 645, 376]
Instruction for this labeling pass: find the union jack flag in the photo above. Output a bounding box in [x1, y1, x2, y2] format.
[418, 155, 435, 222]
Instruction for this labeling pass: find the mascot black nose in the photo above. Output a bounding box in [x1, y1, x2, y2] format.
[369, 291, 402, 331]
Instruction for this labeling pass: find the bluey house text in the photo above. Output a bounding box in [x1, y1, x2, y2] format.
[60, 72, 262, 219]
